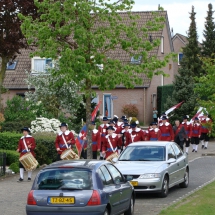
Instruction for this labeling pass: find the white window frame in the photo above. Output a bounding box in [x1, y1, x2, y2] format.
[103, 94, 112, 119]
[31, 57, 53, 74]
[178, 53, 183, 65]
[161, 36, 164, 54]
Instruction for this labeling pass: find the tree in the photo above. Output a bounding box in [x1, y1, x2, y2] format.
[164, 64, 197, 123]
[194, 57, 215, 135]
[20, 0, 173, 158]
[181, 6, 203, 77]
[0, 0, 38, 100]
[202, 3, 215, 58]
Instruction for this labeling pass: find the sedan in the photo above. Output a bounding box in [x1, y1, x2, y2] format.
[114, 141, 189, 197]
[26, 160, 135, 215]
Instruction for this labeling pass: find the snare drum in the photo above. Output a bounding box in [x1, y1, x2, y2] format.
[19, 152, 38, 171]
[60, 149, 79, 160]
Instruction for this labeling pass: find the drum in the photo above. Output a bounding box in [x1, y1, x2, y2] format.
[60, 149, 79, 160]
[106, 152, 119, 164]
[19, 152, 38, 171]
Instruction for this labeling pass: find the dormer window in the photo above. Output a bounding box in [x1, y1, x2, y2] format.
[31, 57, 53, 73]
[131, 55, 142, 64]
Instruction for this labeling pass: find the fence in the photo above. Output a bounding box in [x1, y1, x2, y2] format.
[0, 152, 6, 176]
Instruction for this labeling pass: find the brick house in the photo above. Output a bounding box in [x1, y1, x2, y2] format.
[2, 11, 176, 125]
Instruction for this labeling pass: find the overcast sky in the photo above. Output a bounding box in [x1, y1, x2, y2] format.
[131, 0, 214, 41]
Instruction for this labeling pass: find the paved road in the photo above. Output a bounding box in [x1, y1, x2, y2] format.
[1, 143, 215, 215]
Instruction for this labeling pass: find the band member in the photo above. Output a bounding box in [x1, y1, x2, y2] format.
[55, 122, 76, 161]
[98, 117, 109, 160]
[120, 122, 130, 150]
[191, 117, 201, 152]
[148, 122, 161, 141]
[199, 114, 212, 149]
[173, 120, 187, 151]
[126, 122, 147, 146]
[102, 126, 122, 159]
[113, 116, 122, 134]
[159, 116, 174, 141]
[91, 121, 101, 159]
[182, 115, 192, 153]
[17, 127, 36, 182]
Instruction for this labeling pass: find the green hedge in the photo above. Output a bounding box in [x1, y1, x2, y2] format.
[0, 149, 19, 166]
[0, 132, 57, 165]
[1, 121, 31, 133]
[157, 84, 174, 117]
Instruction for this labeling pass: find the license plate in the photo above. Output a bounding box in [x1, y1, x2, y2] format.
[48, 197, 75, 204]
[130, 181, 138, 186]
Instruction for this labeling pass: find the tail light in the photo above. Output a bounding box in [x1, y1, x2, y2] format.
[27, 190, 37, 205]
[87, 190, 101, 206]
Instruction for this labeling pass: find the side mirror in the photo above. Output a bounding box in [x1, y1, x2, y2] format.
[125, 175, 133, 182]
[112, 157, 118, 163]
[167, 158, 176, 164]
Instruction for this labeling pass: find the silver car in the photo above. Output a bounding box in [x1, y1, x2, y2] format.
[114, 141, 189, 197]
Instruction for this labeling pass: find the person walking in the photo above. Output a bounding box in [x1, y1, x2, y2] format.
[191, 117, 201, 152]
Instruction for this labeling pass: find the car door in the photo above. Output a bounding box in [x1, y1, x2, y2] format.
[171, 143, 186, 181]
[106, 164, 131, 213]
[98, 165, 121, 214]
[167, 145, 178, 185]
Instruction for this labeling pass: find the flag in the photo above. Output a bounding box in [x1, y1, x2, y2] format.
[91, 101, 101, 122]
[165, 101, 184, 116]
[75, 124, 87, 157]
[190, 107, 207, 122]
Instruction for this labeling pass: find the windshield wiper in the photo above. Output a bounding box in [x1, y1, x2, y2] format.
[119, 159, 130, 161]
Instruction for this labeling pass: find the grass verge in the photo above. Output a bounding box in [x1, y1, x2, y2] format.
[159, 180, 215, 215]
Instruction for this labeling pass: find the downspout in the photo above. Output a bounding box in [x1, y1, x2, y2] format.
[143, 88, 146, 125]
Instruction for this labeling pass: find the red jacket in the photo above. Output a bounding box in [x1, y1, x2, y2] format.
[181, 122, 192, 138]
[114, 122, 123, 134]
[200, 118, 212, 133]
[148, 128, 161, 141]
[126, 128, 146, 146]
[191, 123, 201, 137]
[98, 124, 109, 143]
[92, 129, 101, 151]
[159, 122, 174, 141]
[102, 133, 122, 158]
[55, 131, 76, 154]
[17, 135, 36, 157]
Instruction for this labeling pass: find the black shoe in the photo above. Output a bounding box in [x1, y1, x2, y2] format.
[192, 149, 195, 152]
[204, 147, 207, 149]
[17, 178, 23, 182]
[195, 151, 197, 153]
[28, 178, 31, 181]
[202, 145, 204, 149]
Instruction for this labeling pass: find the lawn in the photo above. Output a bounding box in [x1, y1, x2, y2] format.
[159, 180, 215, 215]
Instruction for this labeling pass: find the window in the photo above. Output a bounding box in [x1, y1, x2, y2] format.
[97, 169, 107, 186]
[130, 55, 142, 64]
[91, 94, 99, 104]
[178, 53, 183, 65]
[103, 94, 112, 119]
[168, 146, 176, 160]
[106, 164, 124, 184]
[31, 57, 53, 73]
[99, 166, 114, 185]
[172, 143, 183, 158]
[161, 36, 164, 54]
[7, 61, 18, 70]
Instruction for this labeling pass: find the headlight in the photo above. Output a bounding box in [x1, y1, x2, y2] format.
[139, 173, 161, 179]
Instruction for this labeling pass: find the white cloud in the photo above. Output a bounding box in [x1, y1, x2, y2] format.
[132, 1, 212, 42]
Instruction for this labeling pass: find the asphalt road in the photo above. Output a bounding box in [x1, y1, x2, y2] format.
[0, 152, 215, 215]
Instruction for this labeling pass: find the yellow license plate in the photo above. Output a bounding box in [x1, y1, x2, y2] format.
[130, 181, 138, 186]
[49, 197, 75, 204]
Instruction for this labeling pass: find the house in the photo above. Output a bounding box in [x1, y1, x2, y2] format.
[2, 11, 176, 125]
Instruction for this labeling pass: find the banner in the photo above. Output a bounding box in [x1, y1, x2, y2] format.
[91, 101, 101, 122]
[165, 101, 184, 116]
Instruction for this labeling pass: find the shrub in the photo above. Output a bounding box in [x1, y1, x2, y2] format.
[1, 121, 31, 133]
[35, 143, 52, 165]
[0, 132, 21, 150]
[122, 104, 139, 117]
[0, 149, 19, 166]
[9, 162, 19, 173]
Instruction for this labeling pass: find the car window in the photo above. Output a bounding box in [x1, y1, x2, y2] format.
[35, 168, 92, 190]
[100, 166, 114, 186]
[172, 143, 183, 158]
[119, 145, 165, 161]
[97, 168, 107, 186]
[168, 146, 176, 160]
[106, 164, 124, 184]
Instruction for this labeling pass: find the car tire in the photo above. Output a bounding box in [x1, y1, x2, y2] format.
[179, 168, 189, 188]
[124, 195, 134, 215]
[159, 175, 169, 198]
[104, 208, 110, 215]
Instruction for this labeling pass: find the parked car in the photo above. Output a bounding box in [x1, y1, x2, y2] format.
[114, 141, 189, 197]
[26, 160, 135, 215]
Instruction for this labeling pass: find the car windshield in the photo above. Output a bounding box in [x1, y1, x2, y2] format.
[119, 145, 166, 161]
[34, 168, 93, 190]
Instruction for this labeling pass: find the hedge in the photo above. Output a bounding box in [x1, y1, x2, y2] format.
[0, 149, 19, 166]
[157, 84, 174, 117]
[1, 121, 31, 133]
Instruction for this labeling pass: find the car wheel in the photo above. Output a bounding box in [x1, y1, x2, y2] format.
[159, 175, 169, 198]
[104, 208, 110, 215]
[124, 195, 134, 215]
[179, 168, 189, 188]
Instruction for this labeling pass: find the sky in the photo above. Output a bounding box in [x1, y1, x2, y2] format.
[131, 0, 214, 41]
